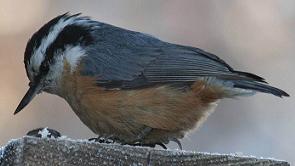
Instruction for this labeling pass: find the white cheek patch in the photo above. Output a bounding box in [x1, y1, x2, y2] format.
[45, 46, 86, 81]
[63, 45, 87, 72]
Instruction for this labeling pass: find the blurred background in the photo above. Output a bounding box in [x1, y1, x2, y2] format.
[0, 0, 294, 164]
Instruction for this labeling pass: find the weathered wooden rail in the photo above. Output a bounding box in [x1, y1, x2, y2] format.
[0, 136, 289, 166]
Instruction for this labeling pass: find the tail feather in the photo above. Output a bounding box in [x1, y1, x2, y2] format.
[233, 71, 267, 83]
[233, 80, 289, 97]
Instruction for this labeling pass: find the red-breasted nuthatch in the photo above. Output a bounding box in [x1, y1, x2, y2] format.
[15, 13, 289, 149]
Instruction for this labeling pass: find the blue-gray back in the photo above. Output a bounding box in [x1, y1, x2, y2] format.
[80, 23, 262, 89]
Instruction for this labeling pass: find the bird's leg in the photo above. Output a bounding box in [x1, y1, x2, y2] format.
[134, 127, 153, 142]
[123, 127, 169, 149]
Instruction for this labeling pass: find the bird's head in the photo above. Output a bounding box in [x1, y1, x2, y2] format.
[15, 13, 98, 114]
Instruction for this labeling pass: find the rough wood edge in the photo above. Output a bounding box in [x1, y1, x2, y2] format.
[0, 136, 290, 166]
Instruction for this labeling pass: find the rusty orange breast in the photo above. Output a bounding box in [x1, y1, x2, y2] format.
[57, 62, 224, 143]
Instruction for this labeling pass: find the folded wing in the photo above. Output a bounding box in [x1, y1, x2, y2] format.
[79, 23, 288, 97]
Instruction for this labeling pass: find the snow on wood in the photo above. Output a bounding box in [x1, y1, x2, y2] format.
[0, 136, 290, 166]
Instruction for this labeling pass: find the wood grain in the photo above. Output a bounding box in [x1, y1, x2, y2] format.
[0, 136, 289, 166]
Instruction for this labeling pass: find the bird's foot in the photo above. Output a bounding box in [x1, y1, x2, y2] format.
[88, 136, 118, 144]
[124, 142, 167, 149]
[170, 138, 183, 150]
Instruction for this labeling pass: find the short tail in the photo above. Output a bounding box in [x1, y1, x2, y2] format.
[233, 80, 289, 97]
[231, 71, 289, 97]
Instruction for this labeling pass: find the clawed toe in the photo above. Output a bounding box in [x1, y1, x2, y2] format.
[124, 142, 168, 149]
[170, 138, 182, 150]
[155, 142, 167, 149]
[88, 136, 116, 143]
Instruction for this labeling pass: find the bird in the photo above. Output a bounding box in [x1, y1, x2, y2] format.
[15, 13, 289, 149]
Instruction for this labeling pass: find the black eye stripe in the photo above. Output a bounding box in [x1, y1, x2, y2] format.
[40, 64, 48, 71]
[45, 24, 94, 59]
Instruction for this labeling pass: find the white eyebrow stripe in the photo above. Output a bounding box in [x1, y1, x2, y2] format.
[29, 16, 77, 72]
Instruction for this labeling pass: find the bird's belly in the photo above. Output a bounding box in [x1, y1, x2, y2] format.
[58, 67, 223, 143]
[60, 82, 220, 144]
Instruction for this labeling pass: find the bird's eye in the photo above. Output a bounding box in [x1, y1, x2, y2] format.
[28, 82, 33, 87]
[40, 65, 47, 71]
[44, 79, 52, 85]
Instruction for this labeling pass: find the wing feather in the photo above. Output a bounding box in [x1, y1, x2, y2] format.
[80, 23, 261, 89]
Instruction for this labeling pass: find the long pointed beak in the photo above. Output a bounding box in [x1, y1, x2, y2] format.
[14, 82, 42, 115]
